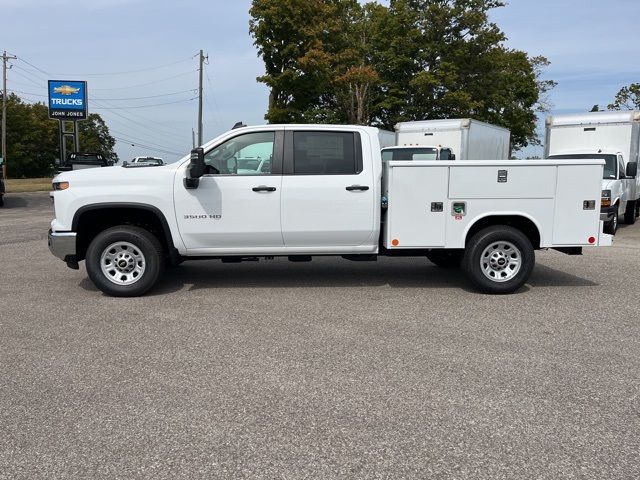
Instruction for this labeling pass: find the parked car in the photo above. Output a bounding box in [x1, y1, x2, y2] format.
[130, 156, 164, 166]
[58, 152, 113, 172]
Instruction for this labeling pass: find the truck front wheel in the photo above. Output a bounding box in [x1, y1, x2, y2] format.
[85, 226, 164, 297]
[604, 210, 618, 235]
[624, 200, 636, 224]
[463, 226, 534, 294]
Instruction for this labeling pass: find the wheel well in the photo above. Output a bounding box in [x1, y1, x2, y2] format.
[74, 206, 174, 261]
[466, 215, 541, 249]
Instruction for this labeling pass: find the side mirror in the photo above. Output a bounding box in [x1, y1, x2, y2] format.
[626, 161, 637, 178]
[185, 147, 205, 189]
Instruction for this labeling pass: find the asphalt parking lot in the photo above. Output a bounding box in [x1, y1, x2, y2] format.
[1, 192, 639, 479]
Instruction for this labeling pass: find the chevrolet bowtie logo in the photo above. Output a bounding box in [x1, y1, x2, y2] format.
[53, 85, 81, 95]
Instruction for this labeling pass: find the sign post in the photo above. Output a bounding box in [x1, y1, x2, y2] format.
[48, 80, 87, 166]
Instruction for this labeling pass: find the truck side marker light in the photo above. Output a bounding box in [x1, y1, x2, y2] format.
[392, 239, 399, 247]
[588, 236, 596, 244]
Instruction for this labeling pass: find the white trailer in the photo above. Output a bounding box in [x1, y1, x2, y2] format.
[545, 111, 640, 229]
[395, 119, 511, 160]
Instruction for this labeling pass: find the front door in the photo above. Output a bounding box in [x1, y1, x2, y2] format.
[174, 129, 284, 253]
[280, 129, 376, 249]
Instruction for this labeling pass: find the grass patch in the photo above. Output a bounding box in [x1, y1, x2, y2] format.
[5, 178, 53, 193]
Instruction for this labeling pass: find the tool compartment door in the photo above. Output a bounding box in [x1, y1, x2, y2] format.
[553, 164, 603, 245]
[386, 165, 448, 247]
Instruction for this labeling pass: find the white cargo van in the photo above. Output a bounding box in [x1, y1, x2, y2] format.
[545, 111, 640, 231]
[395, 119, 511, 160]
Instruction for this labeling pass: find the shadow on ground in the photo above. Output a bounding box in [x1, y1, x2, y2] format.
[78, 258, 597, 296]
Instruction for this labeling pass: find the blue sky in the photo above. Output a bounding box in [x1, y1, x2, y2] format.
[1, 0, 639, 161]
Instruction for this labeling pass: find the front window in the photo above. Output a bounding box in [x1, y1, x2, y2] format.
[205, 131, 275, 175]
[548, 153, 617, 180]
[382, 148, 438, 161]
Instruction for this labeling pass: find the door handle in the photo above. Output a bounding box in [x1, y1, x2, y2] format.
[346, 185, 369, 191]
[252, 186, 276, 192]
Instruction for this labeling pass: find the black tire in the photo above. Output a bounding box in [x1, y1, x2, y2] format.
[426, 249, 463, 268]
[624, 200, 636, 224]
[462, 226, 535, 294]
[85, 225, 164, 297]
[604, 210, 618, 235]
[0, 194, 4, 207]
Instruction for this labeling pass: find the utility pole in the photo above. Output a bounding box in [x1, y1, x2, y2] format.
[197, 49, 208, 147]
[2, 51, 16, 179]
[192, 128, 196, 149]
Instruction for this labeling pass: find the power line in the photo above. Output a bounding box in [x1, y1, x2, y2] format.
[91, 99, 191, 143]
[16, 55, 195, 77]
[94, 89, 198, 101]
[10, 67, 46, 87]
[90, 70, 197, 91]
[108, 128, 185, 153]
[92, 96, 198, 110]
[9, 88, 198, 101]
[113, 136, 183, 156]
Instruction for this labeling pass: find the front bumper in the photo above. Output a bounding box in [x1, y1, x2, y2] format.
[600, 205, 616, 223]
[48, 229, 77, 264]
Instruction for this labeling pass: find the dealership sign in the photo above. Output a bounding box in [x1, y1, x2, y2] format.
[48, 80, 87, 120]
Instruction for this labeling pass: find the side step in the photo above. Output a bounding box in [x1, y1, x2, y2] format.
[341, 254, 377, 262]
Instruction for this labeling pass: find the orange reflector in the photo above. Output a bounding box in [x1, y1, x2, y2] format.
[391, 239, 399, 247]
[53, 181, 69, 191]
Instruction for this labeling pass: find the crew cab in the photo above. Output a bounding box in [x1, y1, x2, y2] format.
[48, 124, 612, 297]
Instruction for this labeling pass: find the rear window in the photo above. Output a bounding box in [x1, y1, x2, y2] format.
[382, 148, 438, 161]
[293, 131, 357, 174]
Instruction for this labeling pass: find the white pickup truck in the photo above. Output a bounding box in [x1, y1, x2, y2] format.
[48, 124, 611, 297]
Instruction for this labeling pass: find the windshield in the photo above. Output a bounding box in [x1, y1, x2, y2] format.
[382, 148, 438, 161]
[548, 153, 617, 179]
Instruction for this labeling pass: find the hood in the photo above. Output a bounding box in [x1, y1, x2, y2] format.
[601, 179, 617, 191]
[53, 162, 182, 187]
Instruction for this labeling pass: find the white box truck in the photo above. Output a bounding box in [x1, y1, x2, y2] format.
[395, 119, 511, 160]
[48, 124, 611, 297]
[545, 111, 640, 232]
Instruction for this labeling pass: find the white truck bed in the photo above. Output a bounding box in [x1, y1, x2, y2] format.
[384, 159, 611, 249]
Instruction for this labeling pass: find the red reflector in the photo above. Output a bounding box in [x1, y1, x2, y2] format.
[588, 236, 596, 244]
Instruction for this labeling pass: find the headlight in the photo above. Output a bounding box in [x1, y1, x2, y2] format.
[601, 189, 611, 207]
[52, 181, 69, 191]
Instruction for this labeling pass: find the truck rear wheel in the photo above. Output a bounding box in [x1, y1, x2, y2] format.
[85, 226, 164, 297]
[624, 200, 636, 224]
[426, 250, 463, 268]
[463, 226, 534, 294]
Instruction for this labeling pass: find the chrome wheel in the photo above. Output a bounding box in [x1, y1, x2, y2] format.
[480, 241, 521, 283]
[100, 241, 146, 286]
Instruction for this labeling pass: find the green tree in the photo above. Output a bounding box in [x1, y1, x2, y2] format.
[0, 94, 117, 178]
[250, 0, 555, 151]
[608, 83, 640, 110]
[78, 113, 118, 163]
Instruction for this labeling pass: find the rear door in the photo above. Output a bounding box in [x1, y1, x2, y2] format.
[280, 129, 376, 249]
